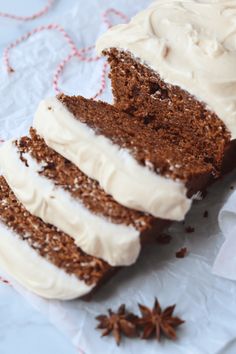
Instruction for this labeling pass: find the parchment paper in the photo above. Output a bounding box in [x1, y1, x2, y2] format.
[1, 1, 236, 353]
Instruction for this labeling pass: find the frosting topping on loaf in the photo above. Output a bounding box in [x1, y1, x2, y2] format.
[97, 0, 236, 139]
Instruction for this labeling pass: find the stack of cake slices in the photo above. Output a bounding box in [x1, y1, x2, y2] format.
[0, 0, 236, 300]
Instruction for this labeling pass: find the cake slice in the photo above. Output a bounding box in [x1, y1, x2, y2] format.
[0, 176, 113, 300]
[33, 95, 213, 222]
[96, 0, 236, 175]
[0, 129, 168, 267]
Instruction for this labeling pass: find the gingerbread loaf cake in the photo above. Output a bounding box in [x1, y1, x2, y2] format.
[2, 0, 236, 302]
[96, 0, 236, 178]
[0, 176, 114, 300]
[0, 129, 168, 267]
[33, 94, 213, 223]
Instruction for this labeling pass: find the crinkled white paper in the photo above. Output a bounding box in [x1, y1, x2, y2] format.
[1, 1, 236, 354]
[213, 190, 236, 280]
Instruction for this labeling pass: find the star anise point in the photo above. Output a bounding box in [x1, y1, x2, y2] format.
[96, 304, 138, 345]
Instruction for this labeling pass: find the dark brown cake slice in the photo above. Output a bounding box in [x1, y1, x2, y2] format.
[0, 129, 169, 267]
[34, 95, 213, 223]
[0, 176, 113, 300]
[57, 94, 213, 188]
[101, 49, 233, 175]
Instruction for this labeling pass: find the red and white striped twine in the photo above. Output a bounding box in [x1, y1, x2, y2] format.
[0, 0, 54, 21]
[102, 7, 129, 29]
[3, 7, 128, 98]
[3, 23, 78, 74]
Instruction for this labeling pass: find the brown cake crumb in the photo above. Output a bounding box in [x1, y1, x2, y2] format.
[185, 226, 195, 233]
[203, 211, 209, 218]
[19, 152, 29, 167]
[175, 247, 188, 259]
[0, 176, 112, 286]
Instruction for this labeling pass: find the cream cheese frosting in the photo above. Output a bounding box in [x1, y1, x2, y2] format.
[0, 140, 140, 267]
[0, 222, 93, 300]
[33, 97, 192, 221]
[96, 0, 236, 139]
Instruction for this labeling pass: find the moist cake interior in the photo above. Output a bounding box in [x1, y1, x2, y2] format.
[103, 49, 231, 179]
[58, 94, 214, 196]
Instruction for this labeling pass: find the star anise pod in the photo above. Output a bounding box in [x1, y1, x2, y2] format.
[96, 304, 138, 345]
[137, 298, 184, 341]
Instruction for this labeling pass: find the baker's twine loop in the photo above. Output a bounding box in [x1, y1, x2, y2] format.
[2, 7, 128, 98]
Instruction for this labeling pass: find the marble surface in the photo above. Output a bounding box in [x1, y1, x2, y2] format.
[0, 1, 80, 353]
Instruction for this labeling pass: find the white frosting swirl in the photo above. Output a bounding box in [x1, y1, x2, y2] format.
[0, 222, 93, 300]
[0, 140, 140, 266]
[33, 98, 191, 221]
[96, 0, 236, 139]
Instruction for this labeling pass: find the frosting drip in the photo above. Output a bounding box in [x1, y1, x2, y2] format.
[97, 0, 236, 139]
